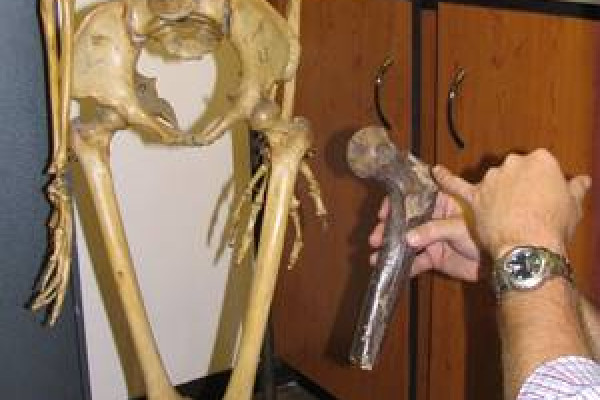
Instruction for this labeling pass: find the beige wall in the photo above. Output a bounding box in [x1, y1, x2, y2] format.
[72, 4, 252, 398]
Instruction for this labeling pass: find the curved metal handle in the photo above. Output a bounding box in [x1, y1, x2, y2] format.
[374, 57, 394, 131]
[447, 67, 466, 149]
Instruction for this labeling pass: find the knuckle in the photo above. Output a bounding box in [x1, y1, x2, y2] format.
[504, 153, 519, 165]
[472, 189, 481, 204]
[414, 222, 431, 239]
[532, 148, 553, 162]
[483, 167, 498, 180]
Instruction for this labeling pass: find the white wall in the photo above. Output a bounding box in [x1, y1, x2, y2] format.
[72, 4, 250, 398]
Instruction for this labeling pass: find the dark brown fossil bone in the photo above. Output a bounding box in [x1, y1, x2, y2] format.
[346, 125, 437, 370]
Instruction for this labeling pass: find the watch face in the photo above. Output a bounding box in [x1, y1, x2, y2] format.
[504, 247, 546, 290]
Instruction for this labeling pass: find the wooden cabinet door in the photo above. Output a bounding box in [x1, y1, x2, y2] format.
[271, 1, 413, 399]
[428, 4, 600, 399]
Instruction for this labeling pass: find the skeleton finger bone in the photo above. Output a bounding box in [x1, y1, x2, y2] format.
[235, 170, 268, 265]
[346, 126, 437, 370]
[229, 163, 269, 246]
[30, 177, 73, 325]
[300, 161, 327, 226]
[287, 196, 303, 270]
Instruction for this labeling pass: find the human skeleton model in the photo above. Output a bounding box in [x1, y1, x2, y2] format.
[30, 0, 326, 399]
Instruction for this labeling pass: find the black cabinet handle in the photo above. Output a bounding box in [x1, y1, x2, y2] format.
[447, 67, 466, 149]
[374, 57, 394, 131]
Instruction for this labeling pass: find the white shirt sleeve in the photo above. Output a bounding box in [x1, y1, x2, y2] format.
[518, 356, 600, 399]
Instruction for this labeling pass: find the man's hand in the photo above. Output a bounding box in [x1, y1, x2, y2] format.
[370, 150, 594, 399]
[434, 149, 591, 259]
[369, 149, 590, 282]
[369, 190, 480, 282]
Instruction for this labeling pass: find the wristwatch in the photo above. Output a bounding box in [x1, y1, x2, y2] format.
[492, 246, 573, 296]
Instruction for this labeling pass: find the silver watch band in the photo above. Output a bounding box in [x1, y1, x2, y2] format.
[492, 246, 573, 295]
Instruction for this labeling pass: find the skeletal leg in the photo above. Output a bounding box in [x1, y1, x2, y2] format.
[286, 196, 303, 270]
[70, 116, 186, 400]
[300, 161, 327, 225]
[223, 158, 300, 400]
[235, 169, 269, 265]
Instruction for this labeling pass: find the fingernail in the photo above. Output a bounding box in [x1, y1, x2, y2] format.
[369, 252, 378, 266]
[368, 231, 379, 245]
[406, 230, 419, 245]
[432, 165, 446, 178]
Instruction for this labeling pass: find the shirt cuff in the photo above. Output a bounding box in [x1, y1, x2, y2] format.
[518, 356, 600, 399]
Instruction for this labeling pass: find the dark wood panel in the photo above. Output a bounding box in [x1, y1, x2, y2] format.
[271, 1, 413, 399]
[415, 9, 438, 400]
[430, 4, 600, 399]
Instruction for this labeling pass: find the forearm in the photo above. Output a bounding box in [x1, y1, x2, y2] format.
[429, 153, 595, 398]
[499, 278, 591, 400]
[577, 294, 600, 360]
